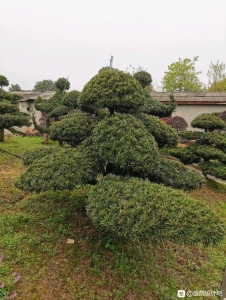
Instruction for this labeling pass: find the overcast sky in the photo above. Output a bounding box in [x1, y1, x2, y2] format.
[0, 0, 226, 91]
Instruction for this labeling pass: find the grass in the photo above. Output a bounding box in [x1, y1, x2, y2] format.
[0, 136, 226, 299]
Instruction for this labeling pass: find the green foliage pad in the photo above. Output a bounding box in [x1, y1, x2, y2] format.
[86, 175, 225, 246]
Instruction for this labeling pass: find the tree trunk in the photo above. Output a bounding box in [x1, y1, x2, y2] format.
[43, 133, 49, 144]
[58, 140, 64, 147]
[0, 128, 4, 142]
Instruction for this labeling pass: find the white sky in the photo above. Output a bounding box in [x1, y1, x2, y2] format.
[0, 0, 226, 91]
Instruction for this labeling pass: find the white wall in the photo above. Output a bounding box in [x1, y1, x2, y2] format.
[172, 105, 226, 131]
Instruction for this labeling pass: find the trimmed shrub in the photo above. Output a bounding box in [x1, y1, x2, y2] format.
[49, 105, 70, 119]
[192, 144, 226, 162]
[15, 148, 98, 192]
[50, 110, 97, 147]
[148, 158, 206, 190]
[140, 90, 177, 117]
[191, 113, 225, 131]
[92, 113, 159, 176]
[136, 113, 179, 148]
[170, 147, 201, 165]
[133, 71, 152, 88]
[55, 77, 70, 92]
[86, 175, 224, 245]
[166, 116, 188, 132]
[78, 69, 146, 114]
[62, 90, 80, 108]
[22, 147, 58, 166]
[199, 161, 226, 180]
[34, 90, 63, 114]
[178, 131, 203, 140]
[199, 131, 226, 152]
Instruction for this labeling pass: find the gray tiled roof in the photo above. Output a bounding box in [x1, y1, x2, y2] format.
[11, 91, 56, 101]
[150, 92, 226, 103]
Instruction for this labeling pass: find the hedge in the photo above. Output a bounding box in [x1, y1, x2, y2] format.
[86, 174, 224, 246]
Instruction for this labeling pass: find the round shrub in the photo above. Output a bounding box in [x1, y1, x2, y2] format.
[22, 147, 58, 166]
[133, 71, 152, 88]
[136, 113, 179, 148]
[49, 105, 70, 119]
[166, 116, 188, 132]
[50, 110, 97, 147]
[55, 77, 70, 92]
[62, 90, 80, 108]
[148, 158, 206, 190]
[86, 174, 224, 245]
[92, 113, 159, 176]
[191, 113, 226, 131]
[15, 148, 98, 192]
[78, 69, 146, 114]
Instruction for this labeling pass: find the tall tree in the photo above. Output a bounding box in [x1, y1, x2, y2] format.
[207, 60, 226, 89]
[161, 57, 204, 92]
[8, 84, 21, 92]
[0, 75, 9, 91]
[33, 80, 57, 92]
[0, 88, 31, 142]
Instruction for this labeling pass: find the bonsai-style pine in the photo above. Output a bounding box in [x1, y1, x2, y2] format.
[0, 88, 31, 142]
[32, 77, 79, 144]
[15, 69, 225, 246]
[171, 113, 226, 180]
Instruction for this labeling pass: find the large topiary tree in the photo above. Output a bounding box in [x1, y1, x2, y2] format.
[15, 69, 225, 246]
[0, 89, 31, 142]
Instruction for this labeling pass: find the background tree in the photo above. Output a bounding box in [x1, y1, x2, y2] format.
[208, 78, 226, 92]
[161, 57, 204, 92]
[8, 84, 22, 92]
[0, 88, 31, 142]
[16, 68, 225, 247]
[33, 80, 57, 92]
[0, 75, 9, 91]
[207, 60, 226, 90]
